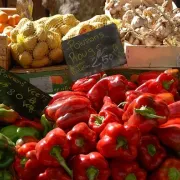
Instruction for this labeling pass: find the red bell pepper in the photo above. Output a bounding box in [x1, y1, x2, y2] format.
[49, 91, 87, 105]
[123, 94, 169, 134]
[45, 95, 92, 121]
[97, 122, 141, 160]
[72, 72, 105, 93]
[100, 96, 124, 120]
[37, 167, 71, 180]
[14, 142, 46, 180]
[35, 128, 72, 177]
[168, 101, 180, 119]
[110, 160, 147, 180]
[124, 91, 174, 111]
[87, 75, 128, 111]
[72, 152, 110, 180]
[56, 107, 96, 130]
[149, 158, 180, 180]
[88, 110, 121, 135]
[135, 73, 178, 96]
[67, 122, 97, 155]
[14, 117, 44, 131]
[45, 94, 96, 130]
[127, 81, 137, 90]
[138, 135, 166, 171]
[156, 118, 180, 152]
[137, 71, 162, 85]
[16, 136, 39, 149]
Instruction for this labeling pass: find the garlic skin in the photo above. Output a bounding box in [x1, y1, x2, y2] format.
[154, 21, 172, 39]
[143, 7, 158, 16]
[131, 16, 146, 29]
[143, 35, 161, 46]
[122, 10, 134, 23]
[122, 3, 132, 11]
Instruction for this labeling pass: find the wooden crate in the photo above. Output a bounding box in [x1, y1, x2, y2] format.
[0, 35, 11, 70]
[0, 8, 17, 15]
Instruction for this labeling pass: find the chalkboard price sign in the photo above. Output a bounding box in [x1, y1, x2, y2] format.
[0, 67, 52, 119]
[62, 23, 126, 81]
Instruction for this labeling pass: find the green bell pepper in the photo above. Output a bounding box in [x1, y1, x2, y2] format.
[40, 115, 53, 137]
[0, 125, 41, 143]
[0, 170, 13, 180]
[0, 133, 15, 169]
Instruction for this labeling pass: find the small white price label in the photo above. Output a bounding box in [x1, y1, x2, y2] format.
[29, 76, 53, 93]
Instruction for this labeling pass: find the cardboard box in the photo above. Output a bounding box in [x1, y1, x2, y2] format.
[124, 43, 180, 68]
[0, 35, 11, 70]
[10, 65, 73, 94]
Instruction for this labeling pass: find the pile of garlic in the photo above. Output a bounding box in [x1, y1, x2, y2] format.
[10, 14, 79, 68]
[105, 0, 180, 46]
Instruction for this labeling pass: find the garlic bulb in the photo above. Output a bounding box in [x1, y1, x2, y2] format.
[122, 10, 134, 23]
[131, 16, 146, 29]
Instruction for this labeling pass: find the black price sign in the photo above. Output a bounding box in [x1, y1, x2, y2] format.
[62, 23, 126, 81]
[0, 67, 52, 119]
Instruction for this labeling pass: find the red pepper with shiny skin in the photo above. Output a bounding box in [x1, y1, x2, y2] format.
[100, 96, 124, 121]
[45, 95, 92, 121]
[137, 71, 162, 85]
[168, 101, 180, 119]
[97, 122, 141, 160]
[88, 110, 121, 135]
[110, 160, 147, 180]
[149, 158, 180, 180]
[49, 91, 87, 105]
[138, 135, 166, 171]
[87, 75, 128, 111]
[72, 72, 105, 93]
[135, 73, 178, 96]
[72, 152, 110, 180]
[45, 94, 96, 130]
[67, 122, 97, 155]
[13, 142, 46, 180]
[14, 117, 44, 131]
[156, 118, 180, 152]
[37, 167, 71, 180]
[124, 91, 174, 111]
[123, 94, 169, 134]
[35, 128, 72, 177]
[56, 107, 96, 130]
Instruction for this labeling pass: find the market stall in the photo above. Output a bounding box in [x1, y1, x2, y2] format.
[0, 0, 179, 179]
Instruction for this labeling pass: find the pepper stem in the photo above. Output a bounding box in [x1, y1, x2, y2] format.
[116, 136, 127, 150]
[168, 168, 180, 180]
[20, 157, 28, 167]
[75, 138, 84, 147]
[118, 102, 127, 107]
[50, 146, 72, 177]
[125, 173, 137, 180]
[147, 144, 156, 157]
[94, 116, 104, 126]
[86, 166, 99, 180]
[162, 79, 174, 90]
[135, 106, 166, 119]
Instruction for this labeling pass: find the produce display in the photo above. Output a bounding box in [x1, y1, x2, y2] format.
[0, 10, 20, 44]
[105, 0, 180, 46]
[10, 14, 79, 68]
[0, 70, 180, 179]
[62, 15, 113, 40]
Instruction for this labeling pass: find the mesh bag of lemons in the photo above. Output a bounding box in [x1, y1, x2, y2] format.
[10, 14, 79, 68]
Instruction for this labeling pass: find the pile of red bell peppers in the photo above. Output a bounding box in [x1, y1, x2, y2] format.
[0, 70, 180, 180]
